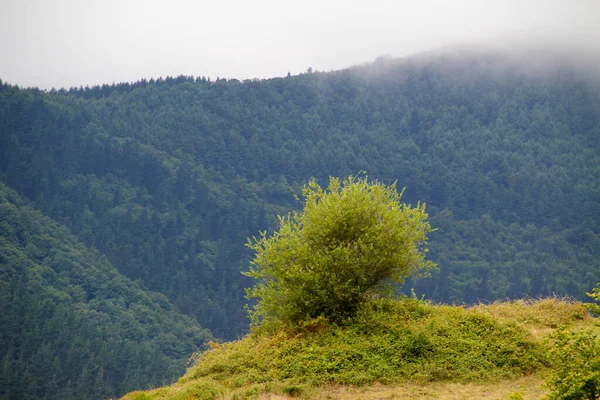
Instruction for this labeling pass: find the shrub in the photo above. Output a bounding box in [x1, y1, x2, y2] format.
[545, 327, 600, 399]
[244, 175, 434, 330]
[586, 282, 600, 316]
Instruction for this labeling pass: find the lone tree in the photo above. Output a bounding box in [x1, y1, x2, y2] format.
[245, 175, 435, 330]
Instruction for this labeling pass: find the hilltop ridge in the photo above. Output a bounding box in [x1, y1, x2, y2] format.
[122, 297, 595, 399]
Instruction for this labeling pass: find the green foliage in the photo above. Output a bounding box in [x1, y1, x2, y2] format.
[0, 184, 211, 399]
[171, 297, 549, 399]
[1, 51, 599, 344]
[586, 282, 600, 316]
[545, 327, 600, 400]
[244, 176, 434, 329]
[123, 298, 594, 399]
[1, 49, 600, 396]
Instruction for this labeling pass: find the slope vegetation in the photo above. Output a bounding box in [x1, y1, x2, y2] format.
[1, 47, 600, 397]
[122, 298, 593, 399]
[0, 184, 210, 399]
[1, 48, 599, 343]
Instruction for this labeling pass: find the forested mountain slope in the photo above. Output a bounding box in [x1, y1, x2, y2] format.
[0, 183, 210, 399]
[1, 48, 599, 347]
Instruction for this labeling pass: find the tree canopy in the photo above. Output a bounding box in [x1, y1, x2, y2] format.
[0, 183, 210, 399]
[1, 47, 599, 397]
[245, 176, 434, 329]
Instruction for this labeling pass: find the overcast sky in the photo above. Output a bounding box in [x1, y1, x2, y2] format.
[1, 0, 599, 90]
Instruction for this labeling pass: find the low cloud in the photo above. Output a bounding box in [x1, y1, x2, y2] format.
[1, 0, 598, 89]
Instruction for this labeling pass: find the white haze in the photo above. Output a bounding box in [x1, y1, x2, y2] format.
[1, 0, 598, 90]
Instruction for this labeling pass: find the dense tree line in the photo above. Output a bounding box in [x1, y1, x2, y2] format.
[0, 48, 599, 396]
[0, 184, 211, 399]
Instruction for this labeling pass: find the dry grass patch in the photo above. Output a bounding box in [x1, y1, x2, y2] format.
[253, 375, 547, 399]
[473, 298, 590, 338]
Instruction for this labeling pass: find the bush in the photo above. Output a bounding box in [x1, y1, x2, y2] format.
[546, 327, 600, 400]
[244, 175, 434, 330]
[586, 282, 600, 316]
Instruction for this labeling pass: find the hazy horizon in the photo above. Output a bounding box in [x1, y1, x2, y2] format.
[1, 0, 599, 90]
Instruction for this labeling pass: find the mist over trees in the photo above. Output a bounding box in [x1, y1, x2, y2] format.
[0, 47, 599, 398]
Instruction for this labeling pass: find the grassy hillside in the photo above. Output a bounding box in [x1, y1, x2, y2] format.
[122, 298, 595, 399]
